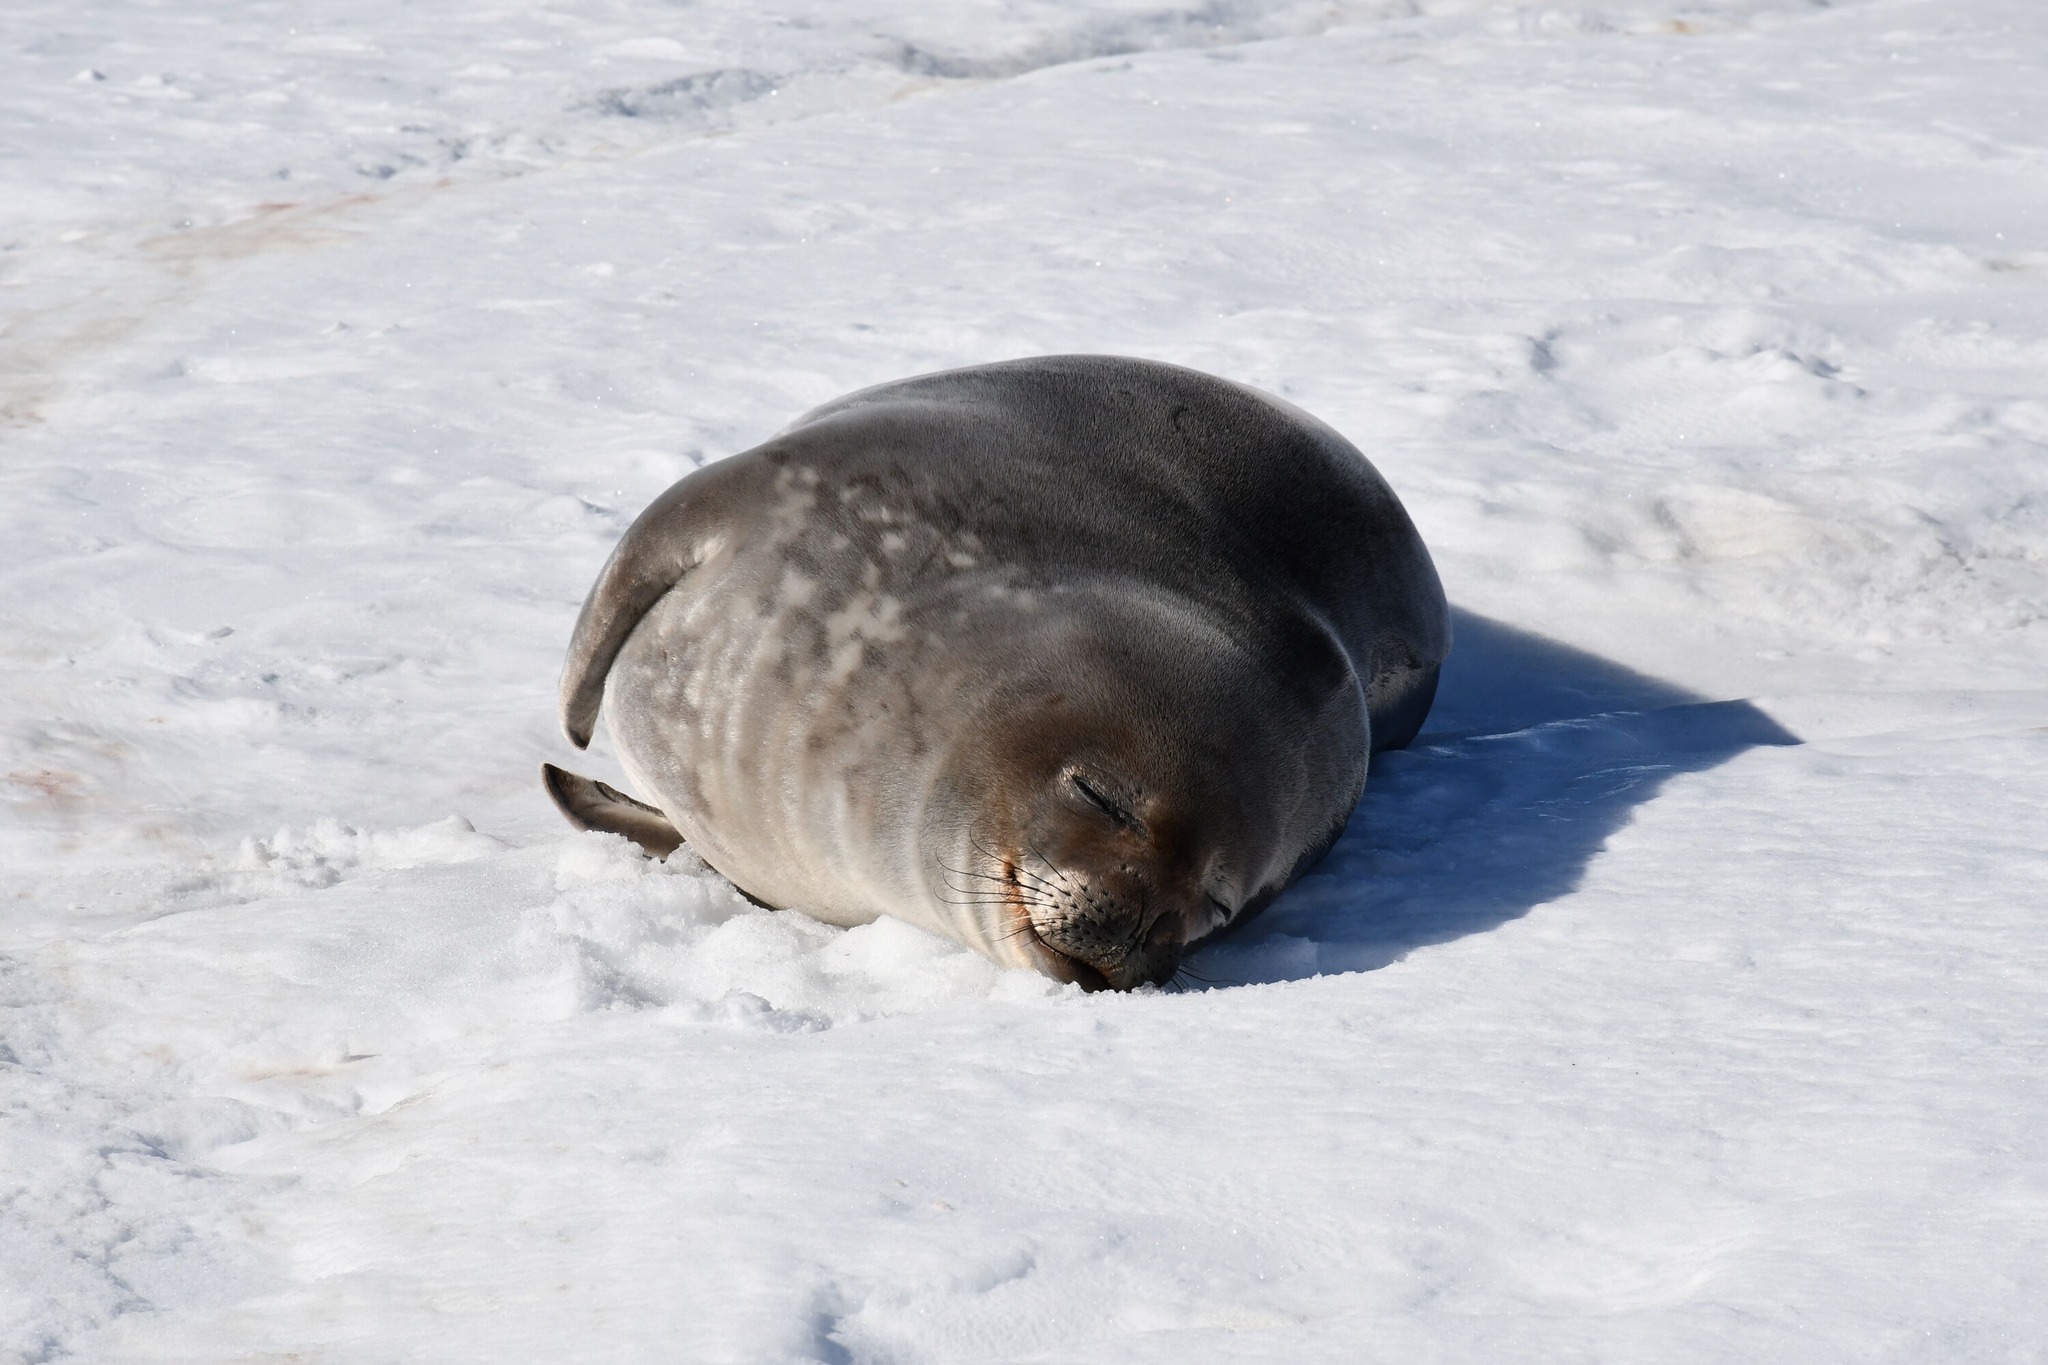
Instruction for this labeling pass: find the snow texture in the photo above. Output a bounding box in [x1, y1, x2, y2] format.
[3, 0, 2045, 1360]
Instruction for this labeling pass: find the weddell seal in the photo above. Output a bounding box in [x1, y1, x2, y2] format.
[544, 355, 1448, 990]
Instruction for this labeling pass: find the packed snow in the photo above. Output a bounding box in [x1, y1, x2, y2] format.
[4, 0, 2046, 1360]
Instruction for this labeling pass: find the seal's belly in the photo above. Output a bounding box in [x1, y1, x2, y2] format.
[601, 552, 948, 930]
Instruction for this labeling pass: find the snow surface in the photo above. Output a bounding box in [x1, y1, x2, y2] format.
[4, 0, 2046, 1359]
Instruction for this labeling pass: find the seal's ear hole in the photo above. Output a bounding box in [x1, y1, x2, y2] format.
[1067, 771, 1135, 829]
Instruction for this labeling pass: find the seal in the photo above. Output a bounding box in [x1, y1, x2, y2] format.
[546, 355, 1448, 989]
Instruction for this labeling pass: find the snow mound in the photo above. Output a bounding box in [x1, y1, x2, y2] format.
[234, 814, 505, 887]
[526, 834, 1070, 1026]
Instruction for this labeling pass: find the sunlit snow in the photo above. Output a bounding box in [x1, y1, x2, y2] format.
[4, 0, 2045, 1360]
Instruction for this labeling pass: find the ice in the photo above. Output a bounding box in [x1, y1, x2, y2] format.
[4, 0, 2046, 1360]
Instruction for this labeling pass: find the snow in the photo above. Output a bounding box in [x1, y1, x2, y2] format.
[4, 0, 2046, 1360]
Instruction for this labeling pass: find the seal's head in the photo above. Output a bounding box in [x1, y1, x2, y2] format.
[927, 596, 1359, 990]
[993, 750, 1237, 990]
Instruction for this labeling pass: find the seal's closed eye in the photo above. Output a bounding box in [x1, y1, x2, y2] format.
[1069, 773, 1136, 829]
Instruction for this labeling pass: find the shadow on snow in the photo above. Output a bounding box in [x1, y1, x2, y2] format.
[1185, 607, 1799, 988]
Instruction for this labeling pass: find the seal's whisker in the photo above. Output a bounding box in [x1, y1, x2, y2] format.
[935, 894, 1030, 911]
[1025, 843, 1079, 892]
[936, 889, 1024, 911]
[1007, 867, 1066, 899]
[993, 865, 1066, 904]
[938, 855, 1051, 898]
[952, 852, 1006, 885]
[935, 880, 1022, 898]
[951, 841, 1065, 901]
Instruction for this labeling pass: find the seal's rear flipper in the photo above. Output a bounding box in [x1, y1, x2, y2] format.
[541, 763, 684, 859]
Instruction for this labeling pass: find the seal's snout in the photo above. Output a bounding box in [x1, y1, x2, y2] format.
[1005, 800, 1197, 991]
[1026, 882, 1184, 992]
[1028, 906, 1184, 993]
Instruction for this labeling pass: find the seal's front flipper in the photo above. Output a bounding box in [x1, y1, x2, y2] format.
[541, 763, 684, 859]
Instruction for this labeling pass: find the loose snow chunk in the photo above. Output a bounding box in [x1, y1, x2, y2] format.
[235, 816, 505, 886]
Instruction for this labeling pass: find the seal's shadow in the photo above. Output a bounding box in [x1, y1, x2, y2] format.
[1186, 608, 1798, 987]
